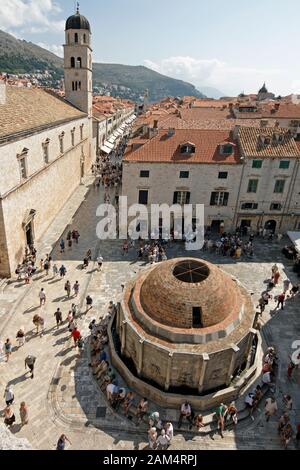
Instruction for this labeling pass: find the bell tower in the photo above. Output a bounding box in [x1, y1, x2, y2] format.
[64, 4, 93, 116]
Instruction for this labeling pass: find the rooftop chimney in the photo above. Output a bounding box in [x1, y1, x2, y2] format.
[167, 127, 175, 137]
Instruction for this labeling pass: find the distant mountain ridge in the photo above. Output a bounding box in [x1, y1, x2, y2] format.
[0, 29, 205, 102]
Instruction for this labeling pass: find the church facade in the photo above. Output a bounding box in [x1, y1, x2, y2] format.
[0, 8, 94, 277]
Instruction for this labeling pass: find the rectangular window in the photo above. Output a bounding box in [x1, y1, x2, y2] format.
[19, 157, 27, 179]
[252, 160, 262, 169]
[59, 135, 64, 154]
[71, 130, 75, 147]
[138, 190, 148, 205]
[80, 125, 84, 141]
[192, 307, 203, 328]
[241, 203, 258, 210]
[180, 171, 190, 179]
[247, 179, 258, 193]
[210, 192, 229, 206]
[274, 180, 285, 193]
[218, 171, 228, 179]
[279, 160, 290, 169]
[173, 191, 191, 205]
[270, 203, 282, 211]
[140, 170, 150, 178]
[42, 143, 49, 164]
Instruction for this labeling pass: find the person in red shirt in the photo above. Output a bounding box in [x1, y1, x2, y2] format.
[71, 327, 81, 346]
[276, 293, 285, 310]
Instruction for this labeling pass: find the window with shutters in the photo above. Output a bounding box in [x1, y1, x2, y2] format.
[173, 191, 190, 205]
[274, 180, 285, 193]
[241, 202, 258, 210]
[252, 160, 262, 169]
[279, 160, 290, 169]
[247, 179, 258, 193]
[210, 192, 229, 206]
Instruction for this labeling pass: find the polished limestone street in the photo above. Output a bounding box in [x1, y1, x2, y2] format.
[0, 180, 299, 450]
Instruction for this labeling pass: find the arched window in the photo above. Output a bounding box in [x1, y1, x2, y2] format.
[77, 57, 82, 68]
[74, 33, 78, 43]
[83, 33, 86, 43]
[71, 57, 75, 68]
[89, 55, 92, 69]
[72, 81, 74, 91]
[67, 33, 70, 44]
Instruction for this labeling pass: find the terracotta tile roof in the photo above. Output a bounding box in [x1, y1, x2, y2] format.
[124, 129, 241, 164]
[0, 86, 85, 140]
[159, 115, 265, 131]
[238, 127, 300, 158]
[180, 108, 233, 120]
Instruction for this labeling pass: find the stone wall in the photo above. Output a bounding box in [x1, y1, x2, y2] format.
[0, 117, 90, 276]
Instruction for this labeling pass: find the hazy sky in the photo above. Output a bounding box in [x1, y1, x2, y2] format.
[1, 0, 300, 96]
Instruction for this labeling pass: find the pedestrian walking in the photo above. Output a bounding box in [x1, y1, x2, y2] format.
[25, 355, 36, 379]
[19, 402, 29, 426]
[71, 327, 81, 347]
[97, 255, 103, 271]
[54, 308, 63, 328]
[56, 434, 72, 450]
[59, 265, 67, 278]
[68, 238, 72, 250]
[59, 239, 65, 253]
[52, 264, 58, 278]
[64, 280, 71, 298]
[283, 279, 290, 294]
[86, 249, 92, 261]
[216, 403, 228, 437]
[24, 272, 30, 285]
[86, 295, 93, 312]
[3, 386, 14, 406]
[265, 397, 278, 422]
[44, 259, 49, 276]
[16, 327, 25, 347]
[276, 292, 285, 310]
[39, 288, 46, 306]
[71, 303, 78, 318]
[73, 281, 80, 297]
[4, 339, 12, 362]
[4, 405, 15, 427]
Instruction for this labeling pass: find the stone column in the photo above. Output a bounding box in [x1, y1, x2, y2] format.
[121, 320, 127, 355]
[198, 353, 209, 394]
[165, 352, 173, 391]
[137, 339, 144, 377]
[226, 344, 240, 386]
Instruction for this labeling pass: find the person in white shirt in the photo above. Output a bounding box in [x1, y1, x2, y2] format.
[156, 429, 170, 450]
[265, 397, 278, 421]
[165, 422, 174, 441]
[39, 289, 46, 307]
[97, 255, 103, 271]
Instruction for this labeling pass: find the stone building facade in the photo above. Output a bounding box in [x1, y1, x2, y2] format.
[122, 127, 300, 234]
[0, 8, 94, 277]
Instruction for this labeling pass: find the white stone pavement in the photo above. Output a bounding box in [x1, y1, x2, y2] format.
[0, 179, 299, 450]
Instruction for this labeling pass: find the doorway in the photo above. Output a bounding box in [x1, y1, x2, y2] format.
[264, 220, 277, 233]
[25, 222, 34, 247]
[211, 220, 223, 233]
